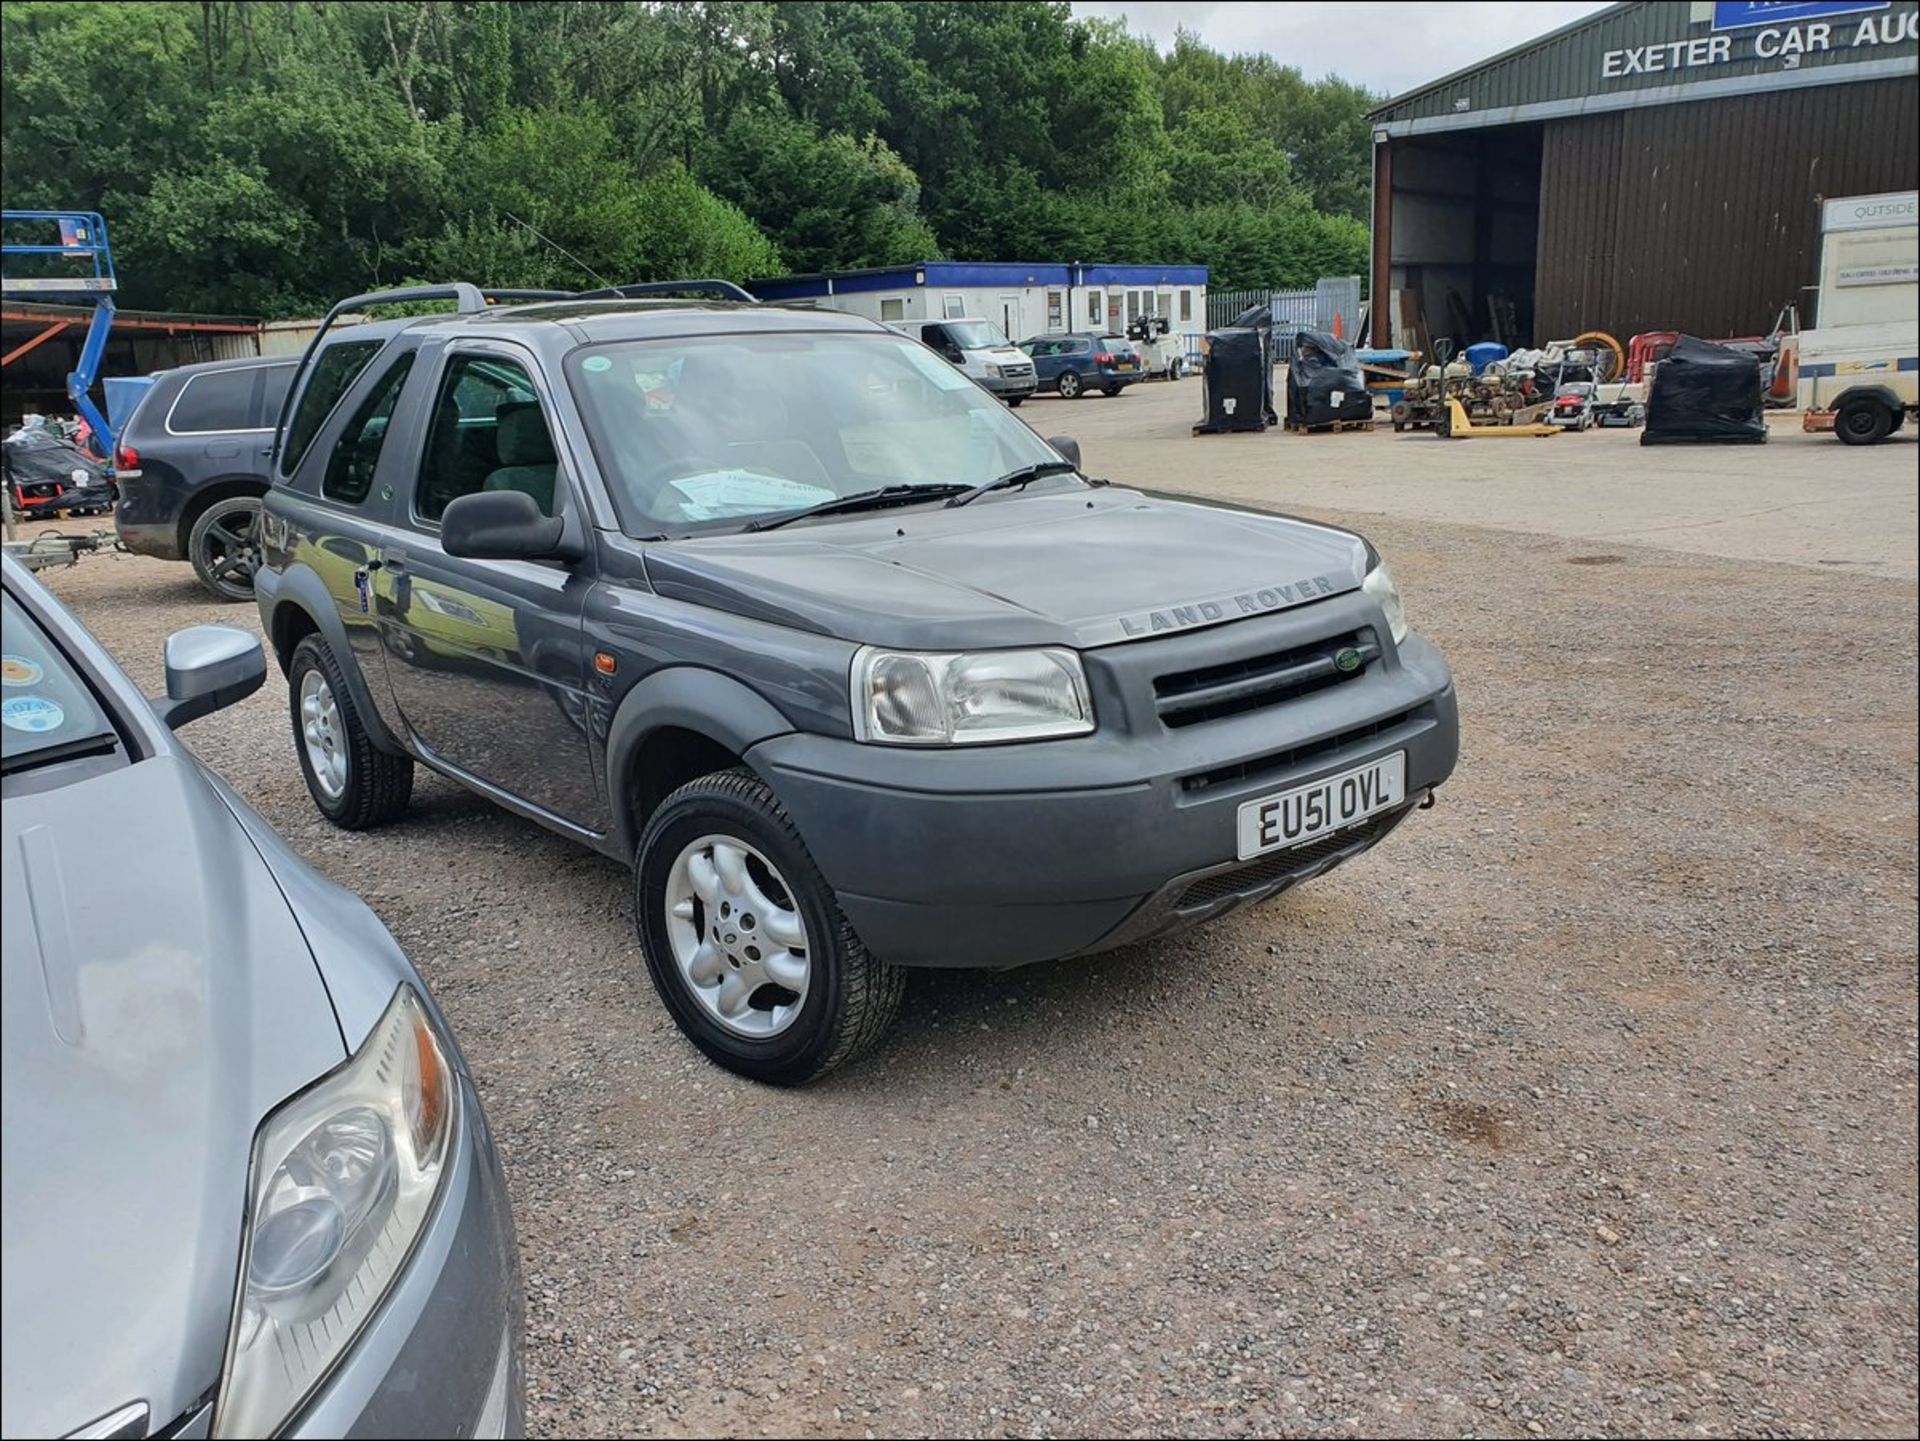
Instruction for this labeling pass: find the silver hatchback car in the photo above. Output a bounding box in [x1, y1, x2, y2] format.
[1, 553, 523, 1439]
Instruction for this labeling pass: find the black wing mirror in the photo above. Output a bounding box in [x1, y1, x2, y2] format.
[1047, 435, 1082, 470]
[441, 490, 575, 562]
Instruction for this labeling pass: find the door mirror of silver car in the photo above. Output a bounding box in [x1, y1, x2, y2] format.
[1047, 435, 1082, 471]
[156, 625, 266, 729]
[441, 490, 578, 563]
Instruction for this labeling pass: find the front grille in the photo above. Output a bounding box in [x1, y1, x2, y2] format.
[1000, 362, 1034, 378]
[1175, 816, 1387, 909]
[1180, 708, 1416, 794]
[1154, 628, 1377, 728]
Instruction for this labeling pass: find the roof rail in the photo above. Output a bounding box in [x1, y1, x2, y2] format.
[480, 288, 577, 304]
[576, 279, 756, 304]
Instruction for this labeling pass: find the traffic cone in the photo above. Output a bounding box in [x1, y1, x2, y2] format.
[1332, 311, 1344, 339]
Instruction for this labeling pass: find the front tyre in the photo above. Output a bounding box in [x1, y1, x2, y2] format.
[635, 768, 903, 1085]
[288, 635, 414, 828]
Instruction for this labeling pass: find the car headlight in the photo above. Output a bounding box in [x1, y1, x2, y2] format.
[1362, 561, 1410, 645]
[213, 986, 456, 1438]
[851, 646, 1093, 744]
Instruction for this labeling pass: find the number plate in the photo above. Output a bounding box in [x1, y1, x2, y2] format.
[1235, 753, 1406, 860]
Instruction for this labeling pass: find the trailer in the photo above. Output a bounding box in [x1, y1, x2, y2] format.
[1783, 191, 1918, 446]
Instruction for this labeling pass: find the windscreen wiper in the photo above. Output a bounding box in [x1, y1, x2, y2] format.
[0, 731, 119, 777]
[745, 484, 969, 533]
[943, 460, 1080, 509]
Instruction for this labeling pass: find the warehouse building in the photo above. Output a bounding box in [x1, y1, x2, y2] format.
[1367, 0, 1919, 351]
[747, 261, 1208, 346]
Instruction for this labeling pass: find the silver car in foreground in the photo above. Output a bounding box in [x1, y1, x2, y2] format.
[1, 553, 523, 1439]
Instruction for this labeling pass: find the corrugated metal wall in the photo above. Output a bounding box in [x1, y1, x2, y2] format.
[1534, 77, 1919, 339]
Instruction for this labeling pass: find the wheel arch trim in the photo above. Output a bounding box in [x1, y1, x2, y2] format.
[605, 667, 796, 858]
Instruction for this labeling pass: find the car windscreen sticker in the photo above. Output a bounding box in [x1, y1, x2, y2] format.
[668, 469, 834, 522]
[1, 655, 44, 687]
[582, 355, 613, 373]
[2, 694, 65, 732]
[899, 341, 978, 391]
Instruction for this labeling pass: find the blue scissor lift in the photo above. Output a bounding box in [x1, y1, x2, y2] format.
[2, 209, 119, 458]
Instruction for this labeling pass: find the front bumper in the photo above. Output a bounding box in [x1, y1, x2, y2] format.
[754, 621, 1458, 969]
[981, 372, 1038, 398]
[283, 1071, 524, 1438]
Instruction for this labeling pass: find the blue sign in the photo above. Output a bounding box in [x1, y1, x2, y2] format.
[1712, 1, 1889, 30]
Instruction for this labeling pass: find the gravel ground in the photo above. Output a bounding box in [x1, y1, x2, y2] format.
[20, 497, 1918, 1438]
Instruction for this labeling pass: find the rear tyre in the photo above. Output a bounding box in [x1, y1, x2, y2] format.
[1006, 397, 1023, 408]
[188, 493, 263, 602]
[1057, 371, 1083, 400]
[1835, 399, 1893, 446]
[288, 635, 414, 829]
[1102, 384, 1123, 397]
[1167, 357, 1184, 380]
[635, 767, 903, 1085]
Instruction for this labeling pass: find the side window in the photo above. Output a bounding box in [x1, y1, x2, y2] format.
[416, 354, 558, 522]
[168, 370, 257, 433]
[1070, 338, 1091, 355]
[283, 341, 382, 476]
[322, 353, 415, 505]
[256, 364, 296, 429]
[1179, 289, 1193, 323]
[879, 297, 905, 322]
[919, 324, 946, 349]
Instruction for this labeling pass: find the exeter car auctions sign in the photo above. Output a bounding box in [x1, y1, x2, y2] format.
[1601, 2, 1916, 78]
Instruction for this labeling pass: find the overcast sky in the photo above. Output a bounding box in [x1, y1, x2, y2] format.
[1073, 1, 1613, 98]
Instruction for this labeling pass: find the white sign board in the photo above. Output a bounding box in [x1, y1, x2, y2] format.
[1823, 191, 1920, 232]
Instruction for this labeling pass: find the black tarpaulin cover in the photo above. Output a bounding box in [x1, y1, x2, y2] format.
[1194, 308, 1276, 433]
[2, 424, 106, 487]
[1286, 329, 1373, 428]
[1641, 335, 1768, 445]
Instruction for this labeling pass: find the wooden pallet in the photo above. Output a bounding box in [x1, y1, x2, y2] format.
[1285, 417, 1375, 435]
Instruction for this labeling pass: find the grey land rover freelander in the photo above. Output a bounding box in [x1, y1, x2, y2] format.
[254, 280, 1458, 1084]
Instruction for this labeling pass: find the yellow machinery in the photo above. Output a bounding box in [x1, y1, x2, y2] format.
[1434, 397, 1560, 438]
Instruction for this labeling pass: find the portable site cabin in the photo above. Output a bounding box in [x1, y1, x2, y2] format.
[746, 262, 1209, 346]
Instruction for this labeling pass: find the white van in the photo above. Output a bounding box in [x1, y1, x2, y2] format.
[889, 318, 1038, 405]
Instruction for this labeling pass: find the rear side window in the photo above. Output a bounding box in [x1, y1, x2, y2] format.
[167, 369, 256, 433]
[258, 364, 296, 431]
[282, 340, 382, 477]
[322, 354, 415, 505]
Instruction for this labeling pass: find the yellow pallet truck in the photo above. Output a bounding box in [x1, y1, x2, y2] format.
[1427, 339, 1561, 439]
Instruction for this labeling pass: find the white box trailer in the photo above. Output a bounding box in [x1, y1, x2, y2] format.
[1788, 191, 1918, 445]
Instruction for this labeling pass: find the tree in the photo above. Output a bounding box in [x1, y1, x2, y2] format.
[1, 1, 1381, 316]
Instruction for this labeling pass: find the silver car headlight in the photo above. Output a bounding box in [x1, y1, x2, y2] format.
[851, 646, 1093, 744]
[212, 986, 456, 1438]
[1362, 561, 1409, 645]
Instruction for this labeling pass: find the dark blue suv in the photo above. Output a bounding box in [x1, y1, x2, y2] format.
[1018, 332, 1142, 399]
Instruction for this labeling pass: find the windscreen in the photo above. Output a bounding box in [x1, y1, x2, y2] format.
[942, 320, 1010, 349]
[566, 332, 1061, 536]
[2, 590, 119, 774]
